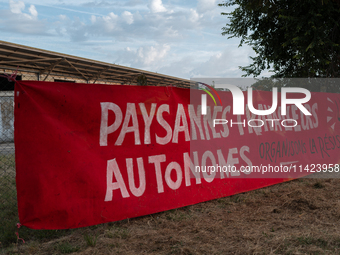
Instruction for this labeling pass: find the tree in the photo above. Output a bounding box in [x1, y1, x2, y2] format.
[219, 0, 340, 79]
[248, 77, 340, 92]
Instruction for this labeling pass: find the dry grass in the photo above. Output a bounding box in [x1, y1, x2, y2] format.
[3, 178, 340, 255]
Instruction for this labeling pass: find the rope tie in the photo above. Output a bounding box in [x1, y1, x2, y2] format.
[0, 67, 18, 82]
[15, 223, 25, 244]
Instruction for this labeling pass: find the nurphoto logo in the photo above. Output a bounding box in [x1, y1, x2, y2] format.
[200, 83, 312, 128]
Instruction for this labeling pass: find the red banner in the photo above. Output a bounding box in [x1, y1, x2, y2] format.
[15, 81, 340, 229]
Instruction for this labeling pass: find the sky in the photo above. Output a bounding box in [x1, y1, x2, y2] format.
[0, 0, 259, 80]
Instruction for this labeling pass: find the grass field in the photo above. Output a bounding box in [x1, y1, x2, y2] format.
[0, 154, 18, 248]
[1, 176, 340, 255]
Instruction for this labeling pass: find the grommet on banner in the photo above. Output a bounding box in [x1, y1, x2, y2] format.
[165, 84, 174, 97]
[0, 67, 19, 82]
[15, 223, 25, 244]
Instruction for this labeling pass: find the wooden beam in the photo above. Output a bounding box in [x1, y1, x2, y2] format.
[0, 48, 55, 60]
[0, 56, 63, 65]
[92, 67, 110, 84]
[42, 58, 65, 81]
[40, 58, 65, 74]
[64, 59, 89, 82]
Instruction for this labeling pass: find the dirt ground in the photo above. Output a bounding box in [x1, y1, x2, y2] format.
[4, 177, 340, 255]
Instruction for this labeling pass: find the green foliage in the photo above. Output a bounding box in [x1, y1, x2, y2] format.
[219, 0, 340, 78]
[251, 77, 340, 92]
[296, 236, 328, 249]
[83, 233, 98, 247]
[137, 74, 148, 86]
[56, 242, 80, 254]
[0, 156, 20, 247]
[313, 182, 325, 189]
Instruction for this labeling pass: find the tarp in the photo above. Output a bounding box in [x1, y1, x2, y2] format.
[14, 81, 340, 229]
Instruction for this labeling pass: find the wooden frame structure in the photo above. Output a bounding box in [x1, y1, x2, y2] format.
[0, 40, 191, 88]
